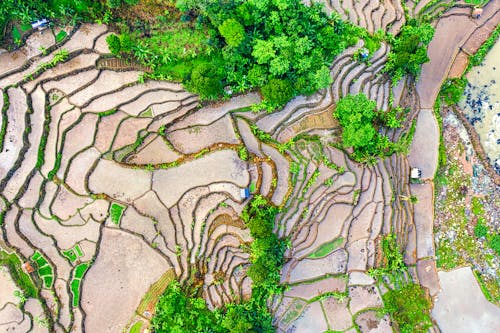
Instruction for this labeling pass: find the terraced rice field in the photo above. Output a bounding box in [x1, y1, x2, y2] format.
[0, 1, 494, 332]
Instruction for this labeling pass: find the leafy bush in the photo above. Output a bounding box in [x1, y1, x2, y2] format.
[152, 281, 224, 333]
[382, 283, 433, 333]
[107, 0, 122, 8]
[334, 93, 400, 162]
[260, 78, 294, 108]
[440, 78, 467, 106]
[474, 219, 488, 238]
[106, 34, 121, 55]
[218, 18, 245, 48]
[186, 62, 224, 100]
[490, 234, 500, 255]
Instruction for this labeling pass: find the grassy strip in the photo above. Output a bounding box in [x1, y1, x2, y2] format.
[136, 269, 175, 315]
[308, 237, 344, 259]
[0, 91, 10, 152]
[36, 105, 51, 169]
[467, 23, 500, 71]
[129, 321, 143, 333]
[110, 203, 125, 225]
[55, 30, 67, 43]
[47, 152, 62, 180]
[70, 262, 90, 307]
[0, 250, 38, 298]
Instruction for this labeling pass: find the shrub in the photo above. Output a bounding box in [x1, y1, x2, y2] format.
[490, 234, 500, 255]
[107, 0, 122, 8]
[474, 219, 488, 238]
[385, 20, 435, 82]
[383, 283, 433, 333]
[186, 62, 224, 100]
[106, 34, 121, 55]
[218, 18, 245, 48]
[151, 281, 223, 333]
[260, 78, 294, 108]
[440, 78, 467, 106]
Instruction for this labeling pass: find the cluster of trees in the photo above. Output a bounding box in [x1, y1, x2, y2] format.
[152, 196, 285, 333]
[333, 93, 406, 162]
[384, 19, 435, 83]
[108, 0, 359, 108]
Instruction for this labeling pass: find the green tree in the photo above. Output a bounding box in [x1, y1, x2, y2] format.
[252, 39, 275, 64]
[187, 62, 224, 100]
[385, 20, 435, 82]
[334, 93, 396, 161]
[260, 78, 294, 107]
[218, 18, 245, 48]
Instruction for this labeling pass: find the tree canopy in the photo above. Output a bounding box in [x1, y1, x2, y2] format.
[334, 93, 405, 162]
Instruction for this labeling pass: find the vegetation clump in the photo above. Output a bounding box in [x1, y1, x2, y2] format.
[333, 93, 405, 162]
[384, 19, 434, 83]
[109, 0, 359, 106]
[369, 235, 433, 333]
[440, 78, 467, 106]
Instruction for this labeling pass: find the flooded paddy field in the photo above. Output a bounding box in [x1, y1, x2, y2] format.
[460, 39, 500, 174]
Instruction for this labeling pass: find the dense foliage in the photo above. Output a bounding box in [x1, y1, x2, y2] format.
[384, 19, 434, 83]
[382, 283, 433, 333]
[112, 0, 359, 107]
[333, 94, 405, 162]
[152, 196, 285, 332]
[440, 78, 467, 106]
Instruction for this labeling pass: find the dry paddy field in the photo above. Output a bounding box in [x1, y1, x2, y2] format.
[0, 0, 481, 330]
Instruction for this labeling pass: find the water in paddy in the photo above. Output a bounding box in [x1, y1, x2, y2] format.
[460, 40, 500, 174]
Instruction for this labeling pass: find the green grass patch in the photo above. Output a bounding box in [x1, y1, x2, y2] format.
[38, 265, 52, 276]
[62, 249, 77, 262]
[74, 263, 89, 279]
[471, 196, 484, 216]
[308, 237, 344, 259]
[71, 263, 90, 307]
[382, 283, 433, 333]
[0, 250, 38, 298]
[1, 91, 10, 152]
[74, 244, 83, 257]
[55, 30, 67, 43]
[129, 321, 143, 333]
[63, 244, 84, 262]
[20, 23, 32, 32]
[98, 109, 118, 118]
[436, 240, 460, 270]
[464, 0, 488, 6]
[71, 278, 82, 307]
[110, 203, 125, 225]
[12, 26, 21, 43]
[43, 276, 53, 289]
[31, 251, 53, 288]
